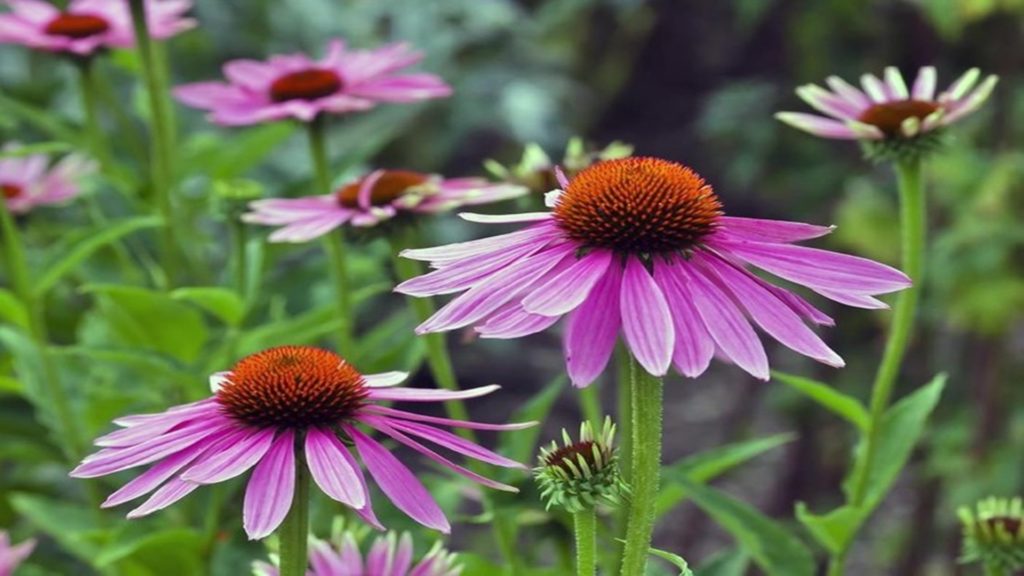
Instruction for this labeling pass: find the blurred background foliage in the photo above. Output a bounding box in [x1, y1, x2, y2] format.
[1, 0, 1023, 574]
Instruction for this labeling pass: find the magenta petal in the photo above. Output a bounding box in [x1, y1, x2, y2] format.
[243, 430, 296, 540]
[375, 418, 524, 468]
[475, 302, 560, 339]
[717, 216, 834, 243]
[521, 250, 613, 316]
[677, 261, 769, 380]
[72, 419, 233, 478]
[395, 237, 548, 296]
[305, 427, 366, 508]
[362, 406, 535, 431]
[564, 263, 622, 387]
[181, 428, 275, 484]
[814, 288, 888, 309]
[126, 478, 201, 519]
[400, 223, 560, 265]
[102, 438, 214, 508]
[367, 384, 499, 402]
[346, 425, 450, 533]
[653, 263, 715, 378]
[620, 257, 674, 377]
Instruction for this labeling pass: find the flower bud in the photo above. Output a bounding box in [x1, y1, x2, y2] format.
[534, 417, 628, 513]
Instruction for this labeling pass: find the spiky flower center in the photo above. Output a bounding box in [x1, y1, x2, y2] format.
[336, 170, 429, 208]
[44, 13, 110, 39]
[858, 100, 941, 137]
[269, 69, 343, 103]
[986, 517, 1023, 535]
[553, 157, 722, 253]
[1, 183, 22, 199]
[543, 441, 600, 474]
[216, 346, 368, 429]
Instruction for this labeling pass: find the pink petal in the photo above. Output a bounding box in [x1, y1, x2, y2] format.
[474, 301, 561, 339]
[126, 478, 200, 519]
[305, 427, 366, 508]
[374, 418, 524, 468]
[564, 262, 622, 388]
[620, 257, 674, 378]
[775, 112, 863, 139]
[362, 405, 535, 431]
[716, 216, 834, 243]
[367, 384, 499, 403]
[400, 222, 561, 265]
[363, 371, 409, 388]
[653, 262, 715, 378]
[243, 430, 296, 540]
[181, 428, 276, 484]
[521, 250, 614, 316]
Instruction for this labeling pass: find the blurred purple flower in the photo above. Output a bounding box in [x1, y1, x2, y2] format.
[776, 66, 997, 140]
[71, 346, 529, 539]
[396, 157, 912, 387]
[0, 531, 35, 576]
[242, 169, 526, 242]
[0, 0, 195, 56]
[254, 531, 461, 576]
[174, 39, 451, 126]
[0, 145, 94, 214]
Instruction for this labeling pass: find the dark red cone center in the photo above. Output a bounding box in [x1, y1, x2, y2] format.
[44, 13, 110, 39]
[858, 100, 941, 137]
[268, 69, 343, 103]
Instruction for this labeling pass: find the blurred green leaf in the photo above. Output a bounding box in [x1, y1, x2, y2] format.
[0, 288, 29, 329]
[695, 550, 749, 576]
[96, 529, 205, 575]
[647, 546, 694, 575]
[182, 123, 296, 180]
[0, 141, 73, 158]
[35, 216, 163, 297]
[795, 503, 865, 555]
[498, 375, 565, 466]
[657, 434, 794, 516]
[772, 371, 869, 430]
[0, 375, 22, 395]
[79, 285, 208, 363]
[171, 287, 245, 327]
[0, 92, 82, 145]
[10, 493, 103, 565]
[678, 478, 815, 576]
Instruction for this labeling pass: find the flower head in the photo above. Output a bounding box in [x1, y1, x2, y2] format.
[174, 39, 451, 126]
[255, 531, 461, 576]
[0, 0, 195, 56]
[959, 496, 1024, 571]
[242, 169, 526, 243]
[396, 157, 911, 387]
[0, 531, 35, 576]
[0, 145, 94, 214]
[776, 66, 997, 160]
[71, 346, 531, 539]
[534, 417, 627, 513]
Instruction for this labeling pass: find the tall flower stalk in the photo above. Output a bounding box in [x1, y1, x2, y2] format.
[128, 0, 179, 288]
[620, 355, 663, 574]
[277, 458, 310, 576]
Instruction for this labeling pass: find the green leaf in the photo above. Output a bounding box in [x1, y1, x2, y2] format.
[795, 503, 866, 554]
[657, 434, 794, 516]
[10, 493, 103, 565]
[182, 123, 295, 180]
[34, 216, 163, 297]
[695, 550, 749, 576]
[772, 370, 869, 430]
[171, 287, 245, 327]
[96, 529, 205, 575]
[0, 92, 82, 144]
[847, 373, 947, 509]
[0, 375, 23, 395]
[648, 546, 694, 575]
[678, 478, 816, 576]
[0, 288, 29, 329]
[0, 141, 73, 158]
[79, 285, 208, 363]
[498, 375, 565, 466]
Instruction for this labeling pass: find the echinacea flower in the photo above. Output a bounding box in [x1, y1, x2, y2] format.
[0, 531, 34, 576]
[535, 417, 627, 513]
[0, 146, 94, 214]
[776, 66, 997, 157]
[242, 169, 527, 242]
[0, 0, 195, 56]
[174, 39, 451, 126]
[396, 157, 912, 387]
[254, 531, 460, 576]
[70, 346, 530, 538]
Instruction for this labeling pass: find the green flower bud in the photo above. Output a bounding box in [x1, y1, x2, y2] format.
[959, 496, 1024, 571]
[534, 417, 628, 514]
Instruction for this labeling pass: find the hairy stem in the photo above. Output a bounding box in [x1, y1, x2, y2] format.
[278, 454, 310, 576]
[574, 508, 597, 576]
[620, 354, 663, 575]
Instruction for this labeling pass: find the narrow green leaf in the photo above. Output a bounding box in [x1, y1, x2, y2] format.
[35, 216, 163, 297]
[182, 123, 295, 180]
[10, 493, 102, 565]
[772, 370, 869, 430]
[794, 503, 866, 554]
[0, 288, 29, 329]
[96, 528, 205, 574]
[171, 287, 245, 327]
[678, 478, 816, 576]
[657, 434, 794, 515]
[0, 141, 73, 158]
[0, 92, 82, 144]
[648, 546, 694, 575]
[695, 550, 749, 576]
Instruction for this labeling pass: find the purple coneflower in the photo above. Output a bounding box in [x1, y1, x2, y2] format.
[0, 0, 194, 56]
[243, 169, 527, 242]
[0, 146, 94, 214]
[174, 39, 451, 126]
[396, 157, 912, 387]
[776, 66, 997, 141]
[71, 346, 529, 539]
[255, 531, 461, 576]
[0, 531, 34, 576]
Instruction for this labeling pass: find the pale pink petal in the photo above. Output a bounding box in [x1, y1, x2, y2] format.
[653, 261, 715, 378]
[521, 250, 613, 316]
[620, 257, 674, 377]
[305, 427, 366, 508]
[911, 66, 937, 100]
[363, 371, 409, 388]
[475, 301, 560, 339]
[126, 478, 200, 519]
[564, 263, 622, 388]
[367, 384, 499, 403]
[362, 405, 535, 431]
[775, 112, 863, 139]
[243, 430, 296, 540]
[716, 216, 834, 243]
[181, 428, 275, 484]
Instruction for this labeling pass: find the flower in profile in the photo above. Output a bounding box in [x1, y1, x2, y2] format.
[0, 146, 95, 214]
[242, 169, 526, 242]
[535, 417, 627, 513]
[174, 39, 451, 126]
[396, 157, 912, 387]
[0, 0, 195, 56]
[0, 531, 35, 576]
[776, 67, 997, 159]
[959, 496, 1024, 572]
[254, 531, 461, 576]
[70, 346, 530, 538]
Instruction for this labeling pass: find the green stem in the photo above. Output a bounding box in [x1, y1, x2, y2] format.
[128, 0, 178, 288]
[574, 509, 597, 576]
[832, 159, 926, 575]
[229, 214, 247, 298]
[306, 120, 355, 355]
[278, 451, 310, 576]
[620, 354, 664, 576]
[609, 344, 632, 575]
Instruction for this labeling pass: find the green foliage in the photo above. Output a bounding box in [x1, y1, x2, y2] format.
[772, 371, 869, 430]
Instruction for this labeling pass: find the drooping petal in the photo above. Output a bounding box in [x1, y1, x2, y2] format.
[400, 222, 560, 265]
[363, 371, 409, 388]
[361, 405, 536, 431]
[71, 419, 234, 478]
[102, 435, 221, 508]
[716, 216, 834, 243]
[775, 112, 863, 139]
[653, 262, 715, 378]
[474, 301, 561, 339]
[346, 425, 450, 533]
[521, 250, 613, 316]
[564, 262, 622, 387]
[304, 427, 366, 508]
[126, 478, 201, 519]
[620, 257, 674, 377]
[181, 428, 276, 484]
[375, 418, 524, 468]
[243, 430, 296, 540]
[367, 384, 499, 403]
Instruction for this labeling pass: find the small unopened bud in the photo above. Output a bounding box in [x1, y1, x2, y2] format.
[534, 417, 628, 513]
[959, 496, 1024, 571]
